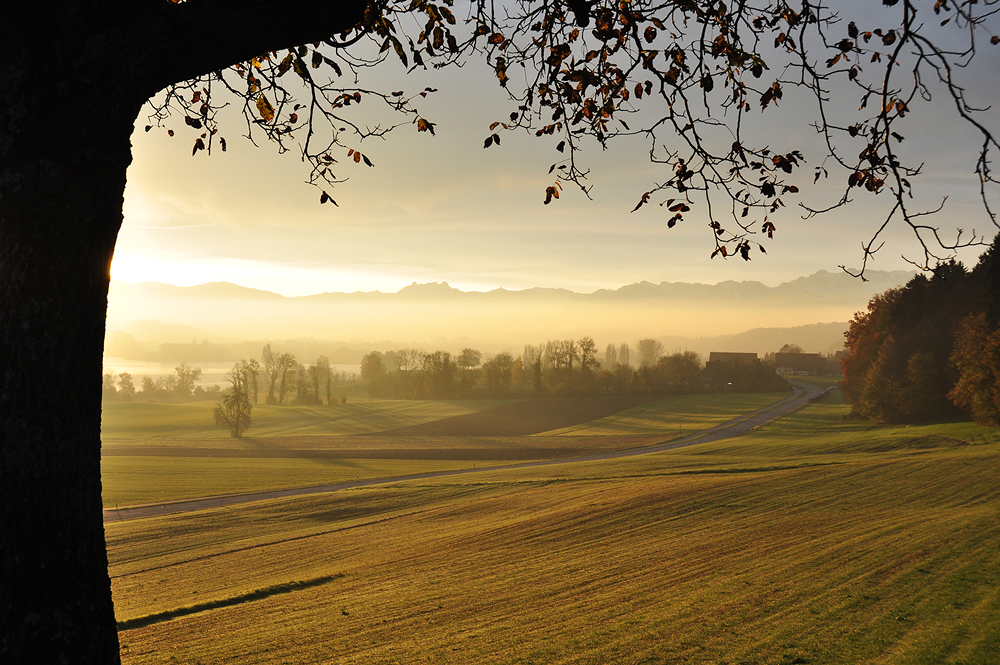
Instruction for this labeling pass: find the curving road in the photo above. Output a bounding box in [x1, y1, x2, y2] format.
[104, 381, 826, 524]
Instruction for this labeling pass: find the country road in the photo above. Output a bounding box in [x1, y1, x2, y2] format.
[104, 381, 826, 523]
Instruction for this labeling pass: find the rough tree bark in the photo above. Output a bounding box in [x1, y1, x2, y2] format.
[1, 2, 367, 662]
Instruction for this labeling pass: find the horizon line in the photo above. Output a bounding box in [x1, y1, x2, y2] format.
[109, 267, 913, 299]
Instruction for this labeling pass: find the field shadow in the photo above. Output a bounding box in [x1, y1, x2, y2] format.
[117, 575, 343, 631]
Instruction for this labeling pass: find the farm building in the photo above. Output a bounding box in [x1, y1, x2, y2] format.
[774, 352, 830, 376]
[708, 352, 759, 365]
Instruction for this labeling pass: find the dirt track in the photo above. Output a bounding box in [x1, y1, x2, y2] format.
[104, 383, 824, 523]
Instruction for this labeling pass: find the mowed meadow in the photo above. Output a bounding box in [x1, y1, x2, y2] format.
[101, 392, 784, 507]
[106, 389, 1000, 664]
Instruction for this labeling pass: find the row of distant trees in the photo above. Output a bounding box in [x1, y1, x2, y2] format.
[360, 337, 787, 399]
[102, 363, 209, 402]
[255, 344, 358, 405]
[104, 335, 800, 405]
[842, 235, 1000, 425]
[101, 345, 360, 404]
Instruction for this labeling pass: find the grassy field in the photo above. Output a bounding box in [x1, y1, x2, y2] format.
[102, 457, 494, 507]
[101, 392, 789, 508]
[108, 393, 1000, 663]
[541, 392, 788, 436]
[101, 399, 508, 441]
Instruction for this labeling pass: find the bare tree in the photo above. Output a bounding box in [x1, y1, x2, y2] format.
[235, 358, 262, 404]
[637, 339, 665, 368]
[173, 363, 203, 398]
[397, 348, 425, 373]
[313, 355, 332, 405]
[605, 343, 618, 370]
[619, 343, 632, 369]
[275, 352, 297, 405]
[262, 344, 279, 404]
[578, 336, 598, 372]
[214, 368, 253, 438]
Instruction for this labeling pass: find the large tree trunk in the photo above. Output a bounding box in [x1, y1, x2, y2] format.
[0, 2, 371, 660]
[0, 48, 140, 665]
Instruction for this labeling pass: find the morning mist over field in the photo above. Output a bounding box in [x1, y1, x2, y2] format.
[105, 269, 910, 365]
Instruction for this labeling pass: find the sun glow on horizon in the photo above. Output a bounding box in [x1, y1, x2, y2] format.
[110, 252, 617, 296]
[109, 253, 441, 296]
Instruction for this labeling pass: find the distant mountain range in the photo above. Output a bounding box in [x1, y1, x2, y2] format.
[106, 269, 913, 360]
[112, 269, 911, 304]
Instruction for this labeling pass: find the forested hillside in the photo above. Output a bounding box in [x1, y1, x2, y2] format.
[842, 236, 1000, 425]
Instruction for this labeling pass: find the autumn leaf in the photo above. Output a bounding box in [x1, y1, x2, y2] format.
[632, 192, 651, 212]
[256, 95, 275, 122]
[383, 36, 408, 66]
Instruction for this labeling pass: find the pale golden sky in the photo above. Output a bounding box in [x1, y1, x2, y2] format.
[113, 19, 1000, 298]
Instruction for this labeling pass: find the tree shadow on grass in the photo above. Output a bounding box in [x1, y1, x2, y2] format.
[117, 574, 343, 631]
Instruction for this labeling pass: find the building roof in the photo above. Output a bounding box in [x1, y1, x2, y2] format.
[708, 352, 758, 364]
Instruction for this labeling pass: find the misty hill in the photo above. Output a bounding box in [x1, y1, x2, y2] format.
[105, 322, 850, 365]
[105, 270, 908, 361]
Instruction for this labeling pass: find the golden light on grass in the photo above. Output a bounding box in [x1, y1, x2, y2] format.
[107, 395, 1000, 663]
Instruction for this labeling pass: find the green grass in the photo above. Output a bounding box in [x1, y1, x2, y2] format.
[102, 399, 507, 441]
[101, 457, 504, 507]
[108, 397, 1000, 664]
[101, 398, 517, 507]
[103, 393, 792, 507]
[540, 391, 789, 436]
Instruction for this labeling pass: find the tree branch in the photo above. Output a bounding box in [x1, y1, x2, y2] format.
[133, 0, 372, 98]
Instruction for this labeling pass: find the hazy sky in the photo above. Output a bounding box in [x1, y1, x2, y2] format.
[113, 7, 1000, 297]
